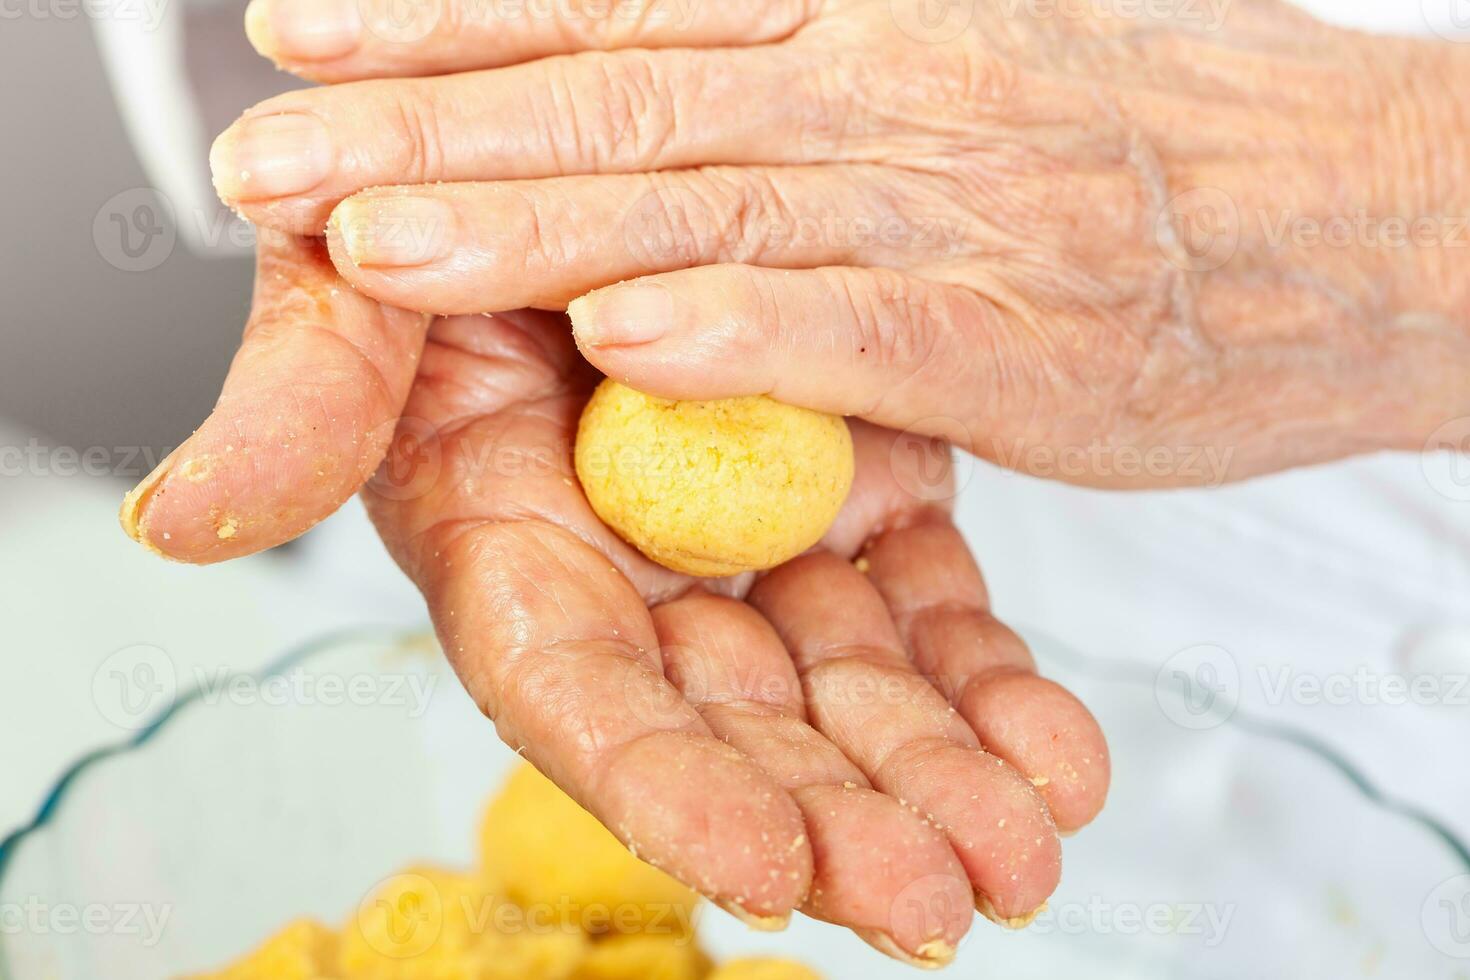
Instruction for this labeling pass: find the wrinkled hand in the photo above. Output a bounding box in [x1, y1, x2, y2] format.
[120, 234, 1109, 964]
[215, 0, 1470, 486]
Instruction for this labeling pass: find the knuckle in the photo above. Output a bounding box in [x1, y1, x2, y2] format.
[508, 187, 579, 272]
[715, 170, 792, 263]
[836, 269, 950, 374]
[791, 50, 868, 158]
[386, 82, 447, 183]
[559, 52, 679, 169]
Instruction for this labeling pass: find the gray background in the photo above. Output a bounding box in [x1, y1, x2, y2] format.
[0, 9, 262, 473]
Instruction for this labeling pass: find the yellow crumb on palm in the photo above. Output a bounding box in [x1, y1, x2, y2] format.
[480, 765, 699, 936]
[574, 381, 854, 577]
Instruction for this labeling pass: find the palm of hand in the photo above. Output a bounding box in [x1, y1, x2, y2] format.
[123, 237, 1107, 964]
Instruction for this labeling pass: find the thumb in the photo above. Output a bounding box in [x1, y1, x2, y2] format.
[120, 233, 430, 563]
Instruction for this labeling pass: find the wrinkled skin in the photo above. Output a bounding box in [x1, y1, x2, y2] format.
[121, 234, 1109, 965]
[211, 0, 1470, 483]
[123, 0, 1470, 964]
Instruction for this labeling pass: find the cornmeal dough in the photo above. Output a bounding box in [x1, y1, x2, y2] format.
[575, 381, 854, 577]
[185, 764, 820, 980]
[480, 764, 700, 936]
[708, 960, 824, 980]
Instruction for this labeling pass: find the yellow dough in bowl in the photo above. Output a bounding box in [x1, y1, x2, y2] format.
[575, 381, 854, 577]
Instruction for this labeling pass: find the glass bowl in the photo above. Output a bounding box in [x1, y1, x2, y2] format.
[2, 628, 1465, 979]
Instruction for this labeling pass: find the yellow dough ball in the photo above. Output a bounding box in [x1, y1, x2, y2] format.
[708, 958, 823, 980]
[480, 765, 700, 937]
[573, 933, 712, 980]
[184, 918, 338, 980]
[338, 865, 588, 980]
[338, 867, 490, 975]
[574, 381, 854, 577]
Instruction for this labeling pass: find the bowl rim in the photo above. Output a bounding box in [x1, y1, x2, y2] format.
[2, 624, 1466, 978]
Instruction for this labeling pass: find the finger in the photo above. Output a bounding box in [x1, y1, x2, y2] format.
[860, 517, 1111, 833]
[245, 0, 819, 82]
[651, 592, 972, 967]
[212, 46, 836, 232]
[119, 234, 430, 564]
[363, 316, 813, 921]
[568, 264, 1027, 446]
[749, 553, 1063, 926]
[325, 167, 929, 314]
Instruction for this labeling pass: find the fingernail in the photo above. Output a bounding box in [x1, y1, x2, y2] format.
[119, 451, 178, 560]
[246, 0, 362, 62]
[856, 930, 955, 970]
[976, 895, 1048, 930]
[334, 197, 457, 268]
[211, 113, 332, 203]
[569, 283, 672, 347]
[712, 899, 790, 932]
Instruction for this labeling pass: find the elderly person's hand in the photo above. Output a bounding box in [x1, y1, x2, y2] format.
[213, 0, 1469, 484]
[120, 232, 1109, 966]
